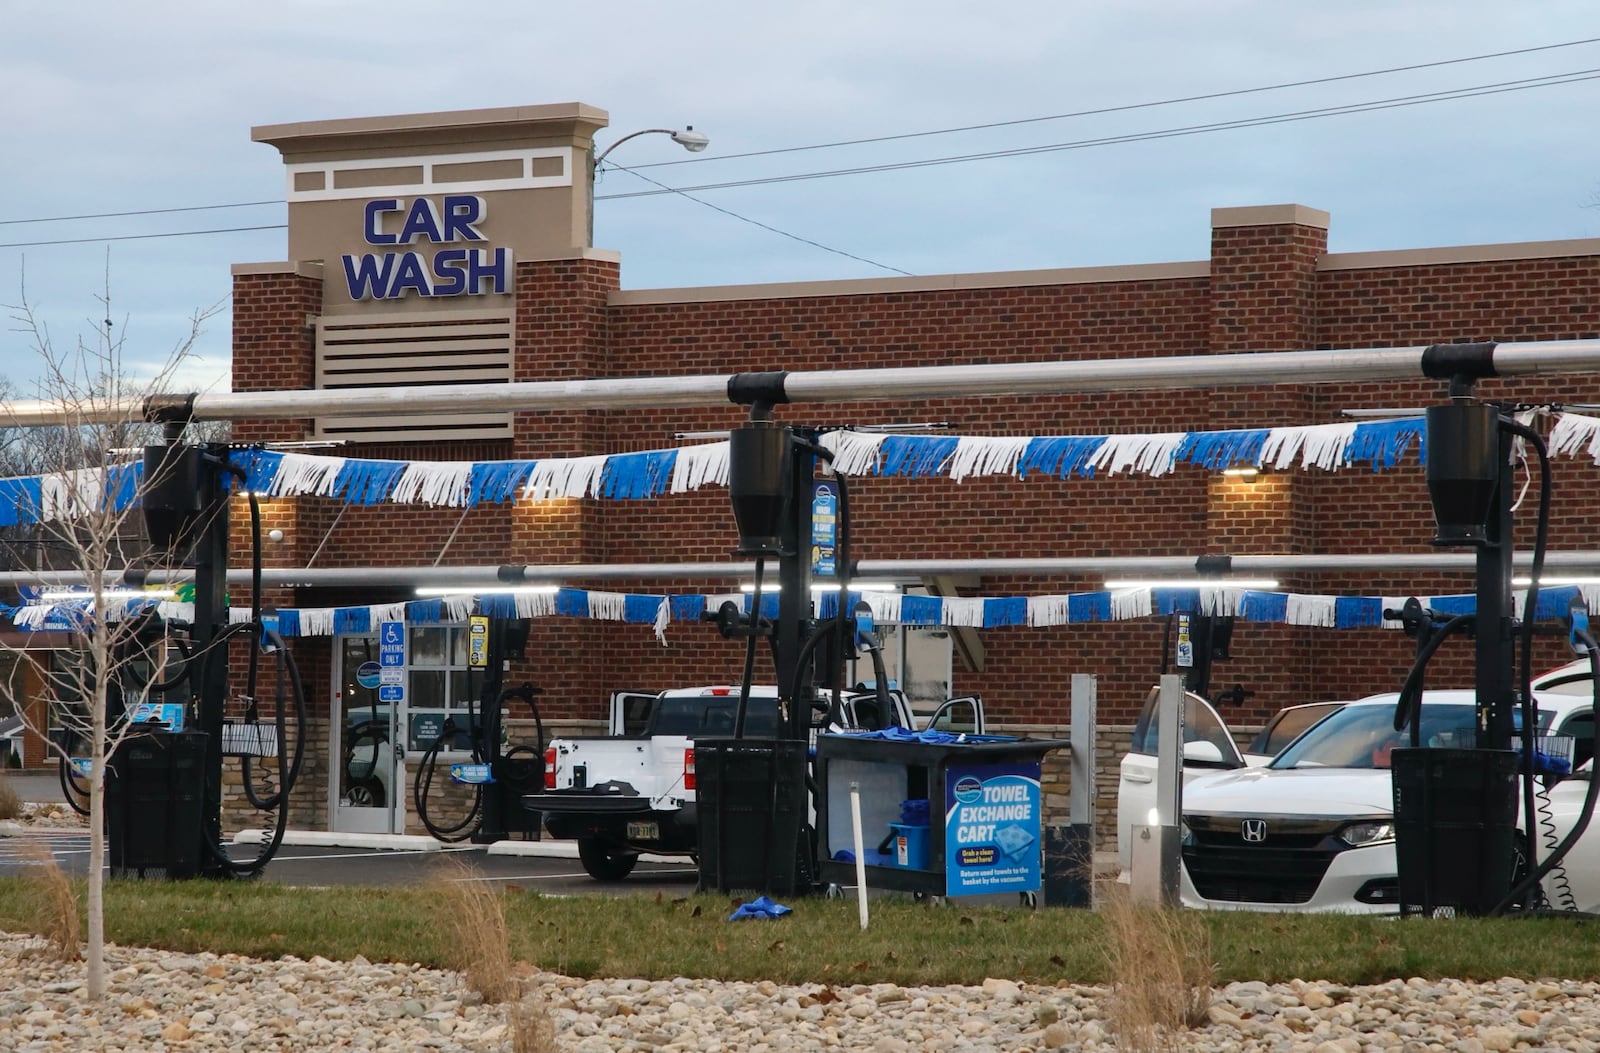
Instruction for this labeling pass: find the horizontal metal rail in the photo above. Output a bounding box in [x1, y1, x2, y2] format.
[3, 550, 1599, 591]
[1, 339, 1598, 426]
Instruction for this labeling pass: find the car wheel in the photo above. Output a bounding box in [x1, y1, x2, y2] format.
[578, 838, 639, 881]
[346, 780, 384, 808]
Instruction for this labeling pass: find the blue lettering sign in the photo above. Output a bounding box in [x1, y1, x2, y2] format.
[397, 198, 445, 243]
[943, 762, 1042, 897]
[344, 196, 506, 302]
[387, 252, 433, 298]
[343, 253, 398, 301]
[363, 199, 401, 245]
[440, 195, 486, 241]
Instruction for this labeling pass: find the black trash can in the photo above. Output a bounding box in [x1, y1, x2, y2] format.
[1392, 747, 1518, 917]
[694, 738, 810, 896]
[106, 730, 208, 879]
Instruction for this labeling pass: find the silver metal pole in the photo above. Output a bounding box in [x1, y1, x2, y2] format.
[1069, 674, 1096, 828]
[8, 339, 1600, 426]
[8, 548, 1600, 590]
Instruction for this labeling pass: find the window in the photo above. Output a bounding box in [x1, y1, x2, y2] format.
[1130, 687, 1239, 765]
[405, 625, 483, 752]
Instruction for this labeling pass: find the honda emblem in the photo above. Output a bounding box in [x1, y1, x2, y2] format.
[1240, 819, 1268, 843]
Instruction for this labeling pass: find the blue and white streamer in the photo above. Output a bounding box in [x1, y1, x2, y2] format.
[4, 584, 1594, 643]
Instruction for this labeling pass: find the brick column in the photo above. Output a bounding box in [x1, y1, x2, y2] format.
[509, 253, 619, 565]
[1205, 205, 1328, 718]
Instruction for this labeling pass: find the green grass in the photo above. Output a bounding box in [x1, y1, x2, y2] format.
[3, 878, 1600, 987]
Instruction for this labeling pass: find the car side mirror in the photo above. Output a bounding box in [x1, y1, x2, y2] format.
[1183, 740, 1226, 765]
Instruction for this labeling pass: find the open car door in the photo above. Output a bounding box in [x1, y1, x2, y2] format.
[923, 695, 985, 735]
[608, 691, 661, 736]
[1116, 686, 1244, 876]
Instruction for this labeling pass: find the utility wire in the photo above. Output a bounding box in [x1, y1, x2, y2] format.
[0, 200, 282, 228]
[6, 61, 1598, 249]
[0, 225, 285, 250]
[600, 68, 1600, 200]
[599, 161, 913, 276]
[4, 35, 1595, 230]
[627, 36, 1600, 169]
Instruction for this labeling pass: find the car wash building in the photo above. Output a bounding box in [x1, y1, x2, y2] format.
[211, 101, 1600, 839]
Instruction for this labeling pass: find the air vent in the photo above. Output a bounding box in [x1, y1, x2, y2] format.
[314, 309, 513, 441]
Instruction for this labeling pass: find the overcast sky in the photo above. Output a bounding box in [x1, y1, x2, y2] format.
[2, 1, 1598, 395]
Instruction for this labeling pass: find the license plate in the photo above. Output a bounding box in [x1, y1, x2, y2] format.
[626, 821, 659, 841]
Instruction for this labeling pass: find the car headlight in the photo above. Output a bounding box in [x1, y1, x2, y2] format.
[1179, 820, 1194, 847]
[1338, 821, 1395, 847]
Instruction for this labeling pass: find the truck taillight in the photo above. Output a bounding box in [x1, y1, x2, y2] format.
[544, 747, 556, 789]
[684, 748, 696, 790]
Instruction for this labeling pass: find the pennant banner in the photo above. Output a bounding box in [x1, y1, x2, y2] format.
[6, 412, 1586, 523]
[9, 584, 1597, 644]
[29, 410, 1600, 524]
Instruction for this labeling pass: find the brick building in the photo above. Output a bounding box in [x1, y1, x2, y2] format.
[222, 102, 1600, 838]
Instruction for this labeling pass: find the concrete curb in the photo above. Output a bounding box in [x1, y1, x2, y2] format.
[230, 828, 683, 863]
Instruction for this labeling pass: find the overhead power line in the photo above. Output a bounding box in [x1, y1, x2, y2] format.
[601, 161, 913, 275]
[626, 35, 1600, 169]
[0, 200, 282, 228]
[4, 35, 1596, 231]
[599, 68, 1600, 200]
[0, 225, 286, 249]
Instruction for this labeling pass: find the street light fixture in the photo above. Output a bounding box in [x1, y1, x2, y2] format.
[594, 125, 710, 169]
[588, 125, 710, 242]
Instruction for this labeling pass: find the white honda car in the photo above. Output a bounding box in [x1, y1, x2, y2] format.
[1174, 688, 1597, 913]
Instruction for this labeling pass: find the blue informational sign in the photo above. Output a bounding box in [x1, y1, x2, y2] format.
[379, 620, 406, 667]
[943, 760, 1043, 897]
[811, 481, 838, 579]
[378, 685, 405, 703]
[129, 702, 186, 732]
[450, 763, 494, 785]
[356, 661, 383, 689]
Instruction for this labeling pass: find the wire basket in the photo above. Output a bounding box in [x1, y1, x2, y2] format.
[220, 722, 280, 758]
[1527, 734, 1574, 777]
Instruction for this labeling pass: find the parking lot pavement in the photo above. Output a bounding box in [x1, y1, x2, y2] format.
[0, 832, 701, 895]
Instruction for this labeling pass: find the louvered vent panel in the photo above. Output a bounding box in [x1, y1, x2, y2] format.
[314, 310, 513, 441]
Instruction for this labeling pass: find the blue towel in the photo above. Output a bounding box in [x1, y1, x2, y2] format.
[727, 895, 793, 921]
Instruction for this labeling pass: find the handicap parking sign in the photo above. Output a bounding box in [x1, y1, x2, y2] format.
[379, 620, 406, 667]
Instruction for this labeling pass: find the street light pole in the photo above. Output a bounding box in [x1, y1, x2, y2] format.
[586, 126, 709, 244]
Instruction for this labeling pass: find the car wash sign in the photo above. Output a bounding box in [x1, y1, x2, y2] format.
[944, 760, 1042, 896]
[342, 195, 512, 301]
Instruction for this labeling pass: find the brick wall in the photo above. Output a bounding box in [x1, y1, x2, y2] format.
[226, 206, 1600, 836]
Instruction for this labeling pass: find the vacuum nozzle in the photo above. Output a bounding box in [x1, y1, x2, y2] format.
[728, 421, 792, 556]
[1425, 402, 1500, 547]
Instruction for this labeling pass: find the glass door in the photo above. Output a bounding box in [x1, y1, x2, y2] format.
[331, 634, 403, 834]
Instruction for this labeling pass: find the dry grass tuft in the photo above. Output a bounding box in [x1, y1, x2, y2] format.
[1100, 886, 1215, 1051]
[0, 772, 22, 821]
[508, 987, 559, 1053]
[18, 839, 82, 961]
[426, 857, 560, 1047]
[427, 855, 518, 1003]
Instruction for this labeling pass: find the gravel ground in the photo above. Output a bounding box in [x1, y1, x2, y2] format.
[2, 930, 1599, 1052]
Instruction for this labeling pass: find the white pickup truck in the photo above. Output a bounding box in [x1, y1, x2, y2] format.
[533, 685, 984, 881]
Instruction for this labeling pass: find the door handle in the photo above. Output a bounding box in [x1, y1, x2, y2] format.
[1123, 771, 1153, 784]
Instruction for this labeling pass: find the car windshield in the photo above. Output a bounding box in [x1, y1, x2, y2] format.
[1270, 702, 1553, 770]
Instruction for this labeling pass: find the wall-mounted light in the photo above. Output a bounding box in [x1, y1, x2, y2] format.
[415, 585, 561, 597]
[40, 588, 177, 602]
[1221, 467, 1260, 478]
[739, 581, 902, 595]
[1513, 576, 1600, 587]
[1104, 578, 1280, 590]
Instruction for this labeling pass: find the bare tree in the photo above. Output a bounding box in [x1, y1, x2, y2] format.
[3, 276, 221, 1000]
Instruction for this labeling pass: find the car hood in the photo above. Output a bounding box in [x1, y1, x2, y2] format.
[1184, 766, 1392, 818]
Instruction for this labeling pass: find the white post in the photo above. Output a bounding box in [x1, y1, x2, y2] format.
[1131, 674, 1185, 907]
[849, 781, 869, 929]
